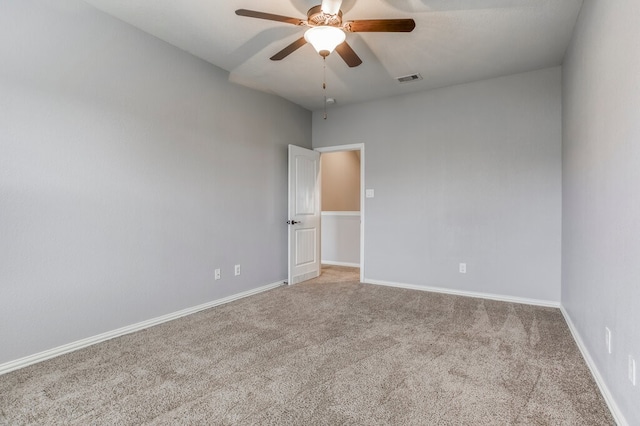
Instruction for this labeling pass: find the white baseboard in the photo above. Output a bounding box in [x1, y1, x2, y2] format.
[0, 280, 285, 376]
[322, 260, 360, 268]
[363, 278, 560, 308]
[560, 307, 627, 426]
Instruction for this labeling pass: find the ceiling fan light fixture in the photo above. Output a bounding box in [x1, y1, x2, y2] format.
[304, 26, 346, 57]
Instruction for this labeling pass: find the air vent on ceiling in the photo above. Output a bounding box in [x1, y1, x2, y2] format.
[396, 73, 423, 83]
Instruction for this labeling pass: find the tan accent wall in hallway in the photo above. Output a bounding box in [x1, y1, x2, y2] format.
[321, 151, 360, 211]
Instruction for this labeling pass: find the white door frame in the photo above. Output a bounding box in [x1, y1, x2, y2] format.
[315, 143, 365, 283]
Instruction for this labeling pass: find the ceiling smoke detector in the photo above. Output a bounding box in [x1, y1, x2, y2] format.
[396, 73, 423, 83]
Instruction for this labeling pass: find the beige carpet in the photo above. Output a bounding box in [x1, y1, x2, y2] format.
[0, 266, 614, 425]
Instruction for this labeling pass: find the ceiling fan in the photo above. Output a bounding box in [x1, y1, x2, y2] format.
[235, 0, 416, 67]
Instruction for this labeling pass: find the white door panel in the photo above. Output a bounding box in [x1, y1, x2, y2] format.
[288, 145, 321, 285]
[295, 156, 316, 215]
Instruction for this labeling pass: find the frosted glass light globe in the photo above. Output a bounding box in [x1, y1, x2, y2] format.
[304, 26, 346, 57]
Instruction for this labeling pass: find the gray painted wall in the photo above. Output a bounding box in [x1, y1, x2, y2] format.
[313, 68, 562, 302]
[562, 0, 640, 423]
[0, 0, 311, 364]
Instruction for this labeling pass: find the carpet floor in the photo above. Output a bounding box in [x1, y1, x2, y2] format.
[0, 266, 614, 425]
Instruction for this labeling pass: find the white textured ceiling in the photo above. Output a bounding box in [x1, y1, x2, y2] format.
[82, 0, 583, 111]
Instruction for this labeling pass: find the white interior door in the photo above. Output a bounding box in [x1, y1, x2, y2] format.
[288, 145, 321, 285]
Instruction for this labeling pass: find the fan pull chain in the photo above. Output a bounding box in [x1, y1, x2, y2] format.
[323, 57, 327, 120]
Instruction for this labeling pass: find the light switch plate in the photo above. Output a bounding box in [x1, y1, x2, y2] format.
[366, 189, 375, 198]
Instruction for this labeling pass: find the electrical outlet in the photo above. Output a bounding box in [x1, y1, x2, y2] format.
[629, 355, 636, 386]
[459, 263, 467, 274]
[214, 268, 221, 280]
[605, 327, 612, 354]
[234, 264, 241, 276]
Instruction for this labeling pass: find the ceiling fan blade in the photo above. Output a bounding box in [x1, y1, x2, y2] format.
[270, 37, 308, 61]
[235, 9, 305, 26]
[321, 0, 343, 15]
[335, 41, 362, 67]
[344, 19, 416, 32]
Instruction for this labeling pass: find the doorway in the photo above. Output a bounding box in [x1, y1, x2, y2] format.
[316, 144, 365, 283]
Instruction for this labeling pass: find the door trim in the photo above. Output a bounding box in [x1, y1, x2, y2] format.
[315, 143, 365, 283]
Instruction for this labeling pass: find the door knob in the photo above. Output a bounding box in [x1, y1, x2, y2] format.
[287, 220, 301, 225]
